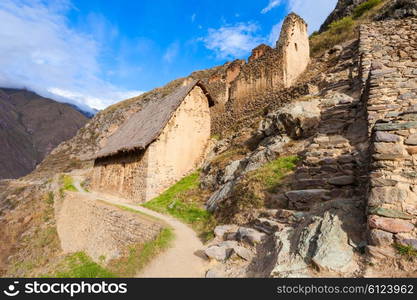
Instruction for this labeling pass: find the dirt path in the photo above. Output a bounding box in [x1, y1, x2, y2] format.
[72, 176, 208, 278]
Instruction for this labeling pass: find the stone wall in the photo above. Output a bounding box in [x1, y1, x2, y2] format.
[91, 150, 148, 203]
[56, 193, 163, 262]
[360, 18, 417, 250]
[202, 13, 310, 135]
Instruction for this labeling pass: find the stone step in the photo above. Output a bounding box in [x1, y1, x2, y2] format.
[253, 218, 286, 234]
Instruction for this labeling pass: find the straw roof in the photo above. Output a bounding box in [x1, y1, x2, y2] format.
[94, 80, 213, 159]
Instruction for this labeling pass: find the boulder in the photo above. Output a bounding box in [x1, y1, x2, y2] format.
[206, 181, 235, 212]
[204, 245, 233, 261]
[276, 99, 321, 139]
[222, 160, 242, 183]
[237, 227, 266, 245]
[233, 246, 253, 261]
[214, 225, 238, 239]
[243, 148, 275, 173]
[311, 212, 354, 272]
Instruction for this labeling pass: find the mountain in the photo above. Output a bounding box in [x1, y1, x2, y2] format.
[64, 102, 99, 118]
[0, 88, 88, 179]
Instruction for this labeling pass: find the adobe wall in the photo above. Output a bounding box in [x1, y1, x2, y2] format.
[277, 13, 310, 87]
[56, 193, 162, 262]
[145, 85, 211, 200]
[360, 18, 417, 250]
[91, 150, 148, 203]
[204, 13, 310, 134]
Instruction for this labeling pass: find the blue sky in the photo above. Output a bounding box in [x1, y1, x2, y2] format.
[0, 0, 337, 110]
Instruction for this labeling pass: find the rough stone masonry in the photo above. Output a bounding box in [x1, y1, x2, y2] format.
[360, 18, 417, 253]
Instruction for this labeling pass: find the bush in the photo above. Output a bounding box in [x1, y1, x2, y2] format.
[310, 17, 356, 54]
[328, 17, 355, 35]
[353, 0, 383, 19]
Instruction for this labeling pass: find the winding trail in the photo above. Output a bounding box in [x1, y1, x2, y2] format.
[72, 175, 208, 278]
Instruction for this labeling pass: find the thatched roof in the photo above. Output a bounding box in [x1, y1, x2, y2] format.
[93, 80, 213, 159]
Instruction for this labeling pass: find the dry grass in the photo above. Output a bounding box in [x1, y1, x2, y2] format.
[216, 156, 299, 224]
[310, 0, 387, 55]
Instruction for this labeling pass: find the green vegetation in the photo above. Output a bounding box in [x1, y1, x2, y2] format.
[44, 228, 174, 278]
[310, 0, 386, 54]
[52, 252, 116, 278]
[353, 0, 383, 19]
[143, 172, 216, 241]
[310, 16, 355, 54]
[59, 174, 77, 197]
[394, 243, 417, 259]
[247, 156, 300, 193]
[107, 228, 174, 277]
[211, 133, 221, 141]
[217, 156, 299, 223]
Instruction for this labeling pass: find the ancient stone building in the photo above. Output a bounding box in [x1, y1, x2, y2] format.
[91, 80, 213, 203]
[276, 13, 310, 87]
[200, 13, 310, 134]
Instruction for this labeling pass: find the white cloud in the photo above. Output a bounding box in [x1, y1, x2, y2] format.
[268, 21, 283, 45]
[163, 42, 180, 63]
[202, 23, 265, 59]
[261, 0, 283, 14]
[191, 13, 196, 22]
[267, 0, 338, 45]
[0, 0, 142, 110]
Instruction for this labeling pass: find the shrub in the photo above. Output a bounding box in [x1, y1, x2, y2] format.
[353, 0, 383, 19]
[310, 17, 356, 54]
[328, 17, 355, 35]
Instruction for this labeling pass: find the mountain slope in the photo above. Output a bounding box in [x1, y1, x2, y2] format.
[0, 88, 89, 179]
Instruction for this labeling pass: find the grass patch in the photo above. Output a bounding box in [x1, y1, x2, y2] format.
[394, 243, 417, 260]
[310, 0, 386, 55]
[50, 252, 116, 278]
[211, 133, 222, 141]
[107, 228, 174, 277]
[353, 0, 383, 19]
[310, 16, 355, 54]
[143, 172, 216, 241]
[59, 174, 77, 197]
[43, 228, 174, 278]
[217, 156, 299, 223]
[248, 156, 300, 193]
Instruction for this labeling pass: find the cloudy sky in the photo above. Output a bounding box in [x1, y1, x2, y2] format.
[0, 0, 337, 110]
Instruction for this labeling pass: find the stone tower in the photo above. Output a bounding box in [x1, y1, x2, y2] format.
[276, 13, 310, 88]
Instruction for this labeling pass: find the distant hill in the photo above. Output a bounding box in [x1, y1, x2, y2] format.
[65, 102, 99, 118]
[0, 88, 89, 179]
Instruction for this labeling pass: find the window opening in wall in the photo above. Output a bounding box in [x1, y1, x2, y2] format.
[294, 43, 298, 51]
